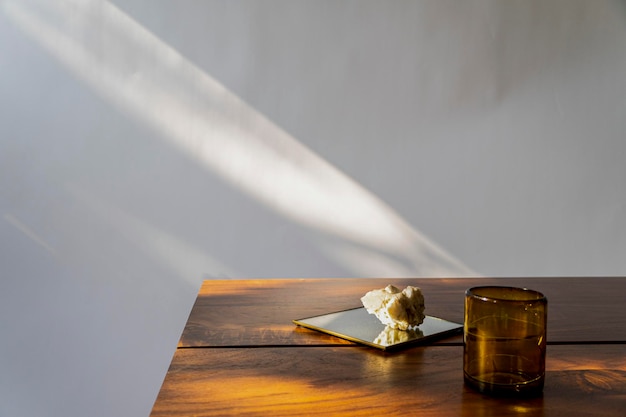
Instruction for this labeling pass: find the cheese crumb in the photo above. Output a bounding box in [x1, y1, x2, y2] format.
[361, 285, 425, 330]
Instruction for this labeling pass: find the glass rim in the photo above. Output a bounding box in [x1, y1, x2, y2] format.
[465, 286, 547, 303]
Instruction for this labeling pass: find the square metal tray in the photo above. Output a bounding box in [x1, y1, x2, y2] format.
[294, 307, 462, 351]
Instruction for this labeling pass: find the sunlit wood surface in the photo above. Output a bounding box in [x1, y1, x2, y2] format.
[180, 277, 626, 346]
[152, 345, 626, 417]
[152, 277, 626, 416]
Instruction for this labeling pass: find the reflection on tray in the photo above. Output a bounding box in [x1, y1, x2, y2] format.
[374, 325, 424, 347]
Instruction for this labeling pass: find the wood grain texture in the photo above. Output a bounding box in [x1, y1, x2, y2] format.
[151, 344, 626, 417]
[180, 277, 626, 347]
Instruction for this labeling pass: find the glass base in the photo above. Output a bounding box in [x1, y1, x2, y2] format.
[464, 372, 544, 397]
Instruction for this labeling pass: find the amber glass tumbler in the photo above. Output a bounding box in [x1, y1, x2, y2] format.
[463, 286, 547, 396]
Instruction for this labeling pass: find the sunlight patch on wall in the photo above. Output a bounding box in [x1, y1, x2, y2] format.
[65, 184, 240, 285]
[4, 213, 58, 256]
[3, 0, 478, 277]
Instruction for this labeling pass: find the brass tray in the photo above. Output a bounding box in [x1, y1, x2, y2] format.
[294, 307, 462, 351]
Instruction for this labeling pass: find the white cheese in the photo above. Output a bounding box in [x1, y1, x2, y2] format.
[361, 284, 425, 330]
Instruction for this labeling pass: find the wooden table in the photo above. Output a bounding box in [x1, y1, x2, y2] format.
[151, 277, 626, 416]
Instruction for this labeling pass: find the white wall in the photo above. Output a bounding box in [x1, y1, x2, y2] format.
[1, 1, 625, 416]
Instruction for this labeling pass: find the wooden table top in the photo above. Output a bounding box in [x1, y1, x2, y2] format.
[151, 277, 626, 416]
